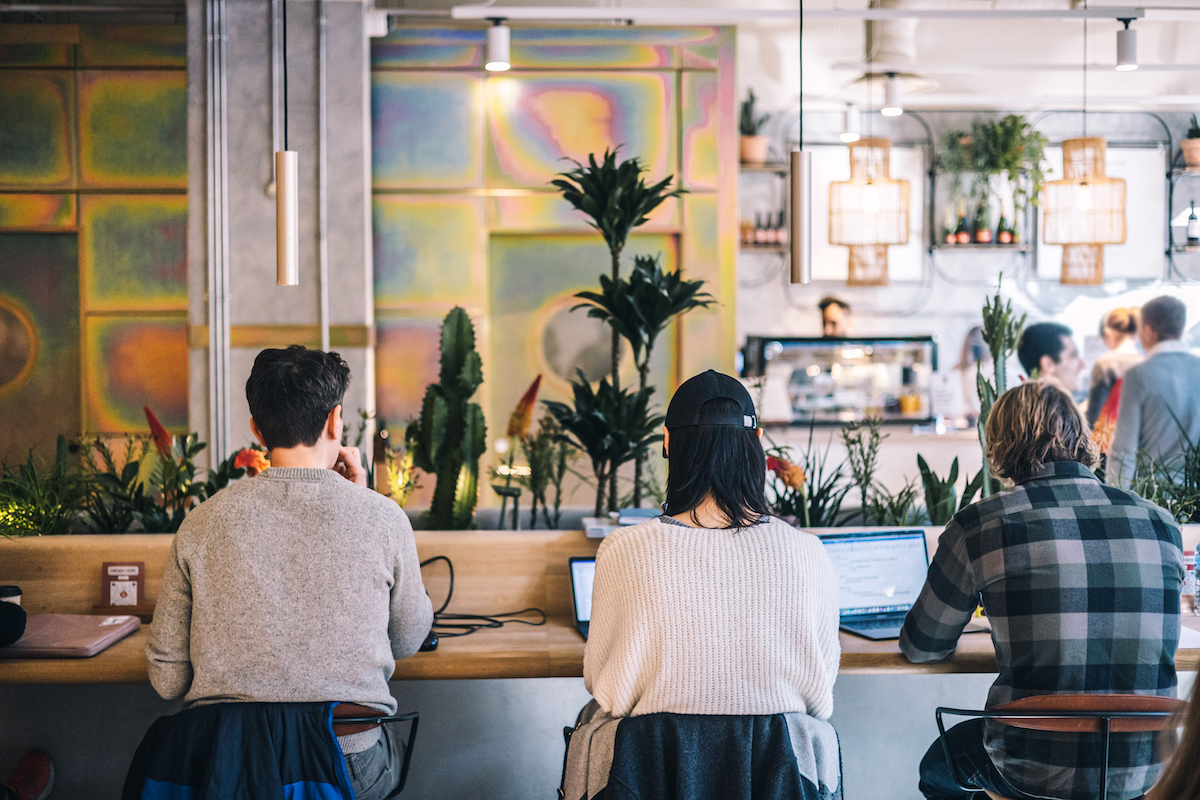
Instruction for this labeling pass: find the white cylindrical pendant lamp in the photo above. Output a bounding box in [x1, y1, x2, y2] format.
[881, 74, 903, 116]
[840, 105, 860, 143]
[1116, 24, 1137, 70]
[276, 150, 299, 287]
[789, 149, 812, 285]
[486, 20, 511, 71]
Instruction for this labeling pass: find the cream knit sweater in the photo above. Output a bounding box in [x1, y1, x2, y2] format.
[583, 516, 841, 720]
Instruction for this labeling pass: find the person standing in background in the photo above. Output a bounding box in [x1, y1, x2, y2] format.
[819, 296, 852, 338]
[1107, 296, 1200, 490]
[1086, 307, 1142, 429]
[1016, 321, 1085, 394]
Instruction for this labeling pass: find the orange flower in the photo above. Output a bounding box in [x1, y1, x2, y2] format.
[144, 406, 174, 459]
[234, 448, 270, 477]
[506, 374, 542, 439]
[767, 455, 806, 491]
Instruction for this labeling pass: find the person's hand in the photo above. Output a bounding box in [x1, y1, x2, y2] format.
[334, 446, 368, 487]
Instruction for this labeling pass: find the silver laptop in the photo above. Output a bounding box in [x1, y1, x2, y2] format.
[820, 529, 985, 641]
[569, 557, 595, 640]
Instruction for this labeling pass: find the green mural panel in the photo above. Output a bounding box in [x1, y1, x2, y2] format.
[488, 233, 678, 434]
[85, 315, 187, 434]
[77, 25, 186, 68]
[0, 43, 72, 67]
[78, 70, 187, 189]
[373, 195, 486, 308]
[372, 73, 484, 189]
[0, 71, 74, 190]
[0, 233, 80, 462]
[80, 195, 187, 311]
[0, 194, 76, 231]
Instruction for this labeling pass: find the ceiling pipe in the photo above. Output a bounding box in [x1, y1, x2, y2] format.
[449, 6, 1149, 22]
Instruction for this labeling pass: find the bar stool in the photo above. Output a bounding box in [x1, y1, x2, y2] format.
[333, 703, 420, 798]
[935, 694, 1184, 800]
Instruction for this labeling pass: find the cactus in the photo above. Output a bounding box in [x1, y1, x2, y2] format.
[406, 307, 487, 529]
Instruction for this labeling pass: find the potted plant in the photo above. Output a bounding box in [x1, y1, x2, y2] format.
[1183, 114, 1200, 170]
[739, 89, 771, 165]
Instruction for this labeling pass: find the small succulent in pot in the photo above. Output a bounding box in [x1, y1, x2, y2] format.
[1183, 114, 1200, 169]
[739, 89, 771, 165]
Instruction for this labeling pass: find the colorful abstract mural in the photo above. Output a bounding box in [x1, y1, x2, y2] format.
[370, 26, 737, 505]
[0, 234, 80, 462]
[0, 24, 187, 451]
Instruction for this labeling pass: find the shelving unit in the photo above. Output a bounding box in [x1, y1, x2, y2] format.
[930, 243, 1034, 252]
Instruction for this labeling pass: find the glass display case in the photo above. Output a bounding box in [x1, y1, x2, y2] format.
[743, 336, 938, 424]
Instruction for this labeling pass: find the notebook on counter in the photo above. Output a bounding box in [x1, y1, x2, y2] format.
[0, 613, 140, 658]
[820, 529, 987, 641]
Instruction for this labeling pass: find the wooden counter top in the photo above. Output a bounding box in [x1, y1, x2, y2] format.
[3, 532, 1199, 684]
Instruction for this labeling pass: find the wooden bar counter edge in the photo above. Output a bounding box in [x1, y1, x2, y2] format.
[2, 530, 1199, 685]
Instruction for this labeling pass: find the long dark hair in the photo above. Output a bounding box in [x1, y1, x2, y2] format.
[664, 398, 769, 528]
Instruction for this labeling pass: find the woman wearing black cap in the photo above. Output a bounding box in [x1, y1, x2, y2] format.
[581, 370, 840, 729]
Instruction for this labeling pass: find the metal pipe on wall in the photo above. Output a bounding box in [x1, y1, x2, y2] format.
[206, 0, 232, 459]
[318, 0, 330, 351]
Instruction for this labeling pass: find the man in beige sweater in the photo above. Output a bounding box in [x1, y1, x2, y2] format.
[147, 346, 433, 800]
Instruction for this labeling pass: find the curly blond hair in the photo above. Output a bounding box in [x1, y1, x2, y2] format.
[985, 379, 1098, 484]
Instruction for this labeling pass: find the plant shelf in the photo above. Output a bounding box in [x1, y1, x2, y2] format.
[740, 163, 789, 174]
[741, 244, 789, 253]
[931, 243, 1034, 252]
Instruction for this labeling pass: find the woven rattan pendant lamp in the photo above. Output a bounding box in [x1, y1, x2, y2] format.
[829, 137, 910, 285]
[1040, 8, 1126, 285]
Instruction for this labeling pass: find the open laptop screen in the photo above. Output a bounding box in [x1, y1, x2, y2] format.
[569, 558, 596, 624]
[819, 530, 929, 617]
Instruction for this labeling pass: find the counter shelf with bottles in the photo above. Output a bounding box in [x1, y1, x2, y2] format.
[743, 336, 938, 425]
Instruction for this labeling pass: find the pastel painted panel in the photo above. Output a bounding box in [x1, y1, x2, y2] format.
[373, 195, 485, 308]
[487, 72, 676, 189]
[488, 233, 678, 428]
[0, 43, 72, 67]
[681, 193, 734, 376]
[78, 70, 187, 189]
[0, 194, 76, 231]
[371, 27, 482, 69]
[77, 25, 186, 68]
[80, 195, 187, 311]
[85, 315, 188, 433]
[375, 316, 444, 427]
[489, 194, 680, 233]
[681, 72, 719, 191]
[0, 233, 80, 462]
[0, 71, 73, 189]
[373, 73, 483, 189]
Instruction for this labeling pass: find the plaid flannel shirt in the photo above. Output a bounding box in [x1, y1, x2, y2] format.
[900, 461, 1183, 800]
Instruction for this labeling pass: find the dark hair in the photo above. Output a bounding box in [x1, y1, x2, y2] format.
[985, 378, 1097, 484]
[1152, 679, 1200, 800]
[665, 398, 769, 528]
[245, 346, 351, 450]
[1141, 295, 1187, 341]
[1016, 321, 1073, 377]
[818, 296, 850, 316]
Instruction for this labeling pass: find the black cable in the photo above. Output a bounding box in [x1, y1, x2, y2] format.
[798, 0, 802, 148]
[419, 555, 547, 639]
[282, 0, 289, 151]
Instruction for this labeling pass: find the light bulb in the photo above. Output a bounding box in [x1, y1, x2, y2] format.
[862, 183, 881, 214]
[486, 21, 511, 72]
[1076, 184, 1093, 213]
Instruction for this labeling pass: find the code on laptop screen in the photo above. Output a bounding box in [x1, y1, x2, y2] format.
[820, 532, 929, 616]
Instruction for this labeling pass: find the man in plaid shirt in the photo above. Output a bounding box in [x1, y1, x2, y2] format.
[901, 379, 1183, 800]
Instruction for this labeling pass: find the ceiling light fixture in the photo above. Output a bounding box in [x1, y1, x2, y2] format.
[881, 73, 903, 116]
[1116, 18, 1137, 71]
[840, 104, 861, 143]
[486, 19, 511, 71]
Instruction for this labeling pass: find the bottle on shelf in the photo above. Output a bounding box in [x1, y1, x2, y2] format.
[973, 200, 993, 244]
[741, 218, 754, 247]
[753, 213, 767, 246]
[943, 211, 956, 245]
[763, 212, 778, 245]
[1188, 200, 1200, 252]
[775, 210, 788, 246]
[954, 205, 970, 244]
[997, 214, 1013, 245]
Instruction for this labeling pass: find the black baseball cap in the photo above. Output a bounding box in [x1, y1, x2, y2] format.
[665, 370, 758, 430]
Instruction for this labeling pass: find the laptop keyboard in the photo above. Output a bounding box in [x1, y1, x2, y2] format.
[844, 616, 906, 630]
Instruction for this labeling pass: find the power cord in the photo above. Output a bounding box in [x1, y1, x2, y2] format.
[418, 555, 547, 638]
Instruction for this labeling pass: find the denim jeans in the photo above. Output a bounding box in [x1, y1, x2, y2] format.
[919, 719, 1023, 800]
[344, 723, 405, 800]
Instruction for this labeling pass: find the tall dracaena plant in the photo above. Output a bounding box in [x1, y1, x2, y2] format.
[975, 277, 1025, 498]
[552, 148, 685, 509]
[573, 254, 714, 506]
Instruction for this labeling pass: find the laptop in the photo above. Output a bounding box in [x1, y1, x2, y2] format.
[819, 530, 986, 641]
[569, 557, 596, 640]
[0, 613, 141, 658]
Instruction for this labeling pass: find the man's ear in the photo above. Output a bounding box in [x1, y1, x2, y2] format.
[1038, 354, 1057, 377]
[325, 404, 343, 442]
[249, 418, 268, 449]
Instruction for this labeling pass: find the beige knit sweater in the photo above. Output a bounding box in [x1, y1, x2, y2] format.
[583, 516, 841, 720]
